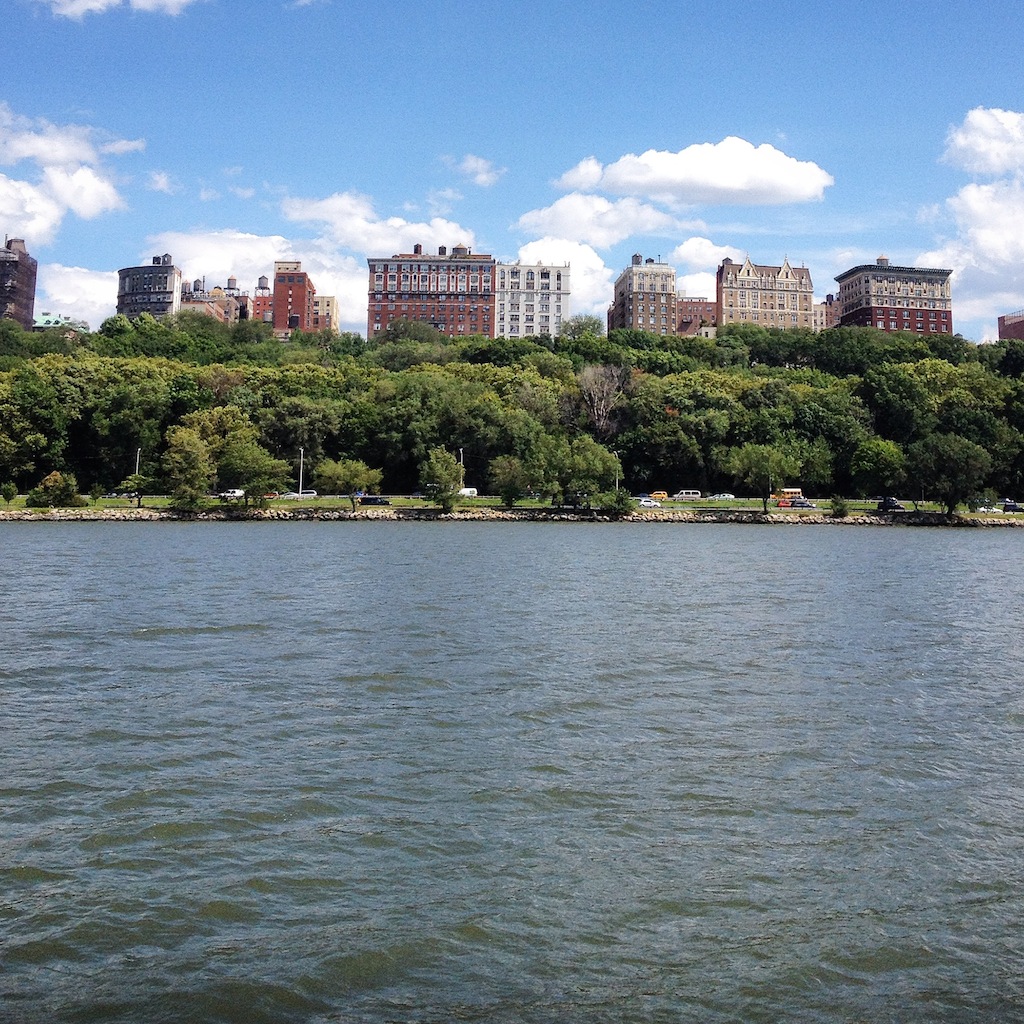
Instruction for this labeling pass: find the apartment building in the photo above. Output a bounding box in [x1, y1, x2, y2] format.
[312, 294, 338, 332]
[272, 260, 317, 332]
[716, 257, 815, 330]
[676, 295, 717, 336]
[834, 257, 953, 335]
[116, 254, 182, 320]
[608, 254, 678, 334]
[813, 293, 842, 332]
[0, 238, 37, 330]
[366, 243, 495, 337]
[494, 261, 569, 338]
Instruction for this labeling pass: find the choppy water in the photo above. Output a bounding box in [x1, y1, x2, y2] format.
[3, 521, 1024, 1023]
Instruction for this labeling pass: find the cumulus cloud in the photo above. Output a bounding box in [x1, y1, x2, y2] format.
[0, 174, 64, 241]
[36, 264, 120, 330]
[516, 193, 699, 249]
[43, 0, 202, 16]
[669, 236, 743, 271]
[145, 229, 293, 289]
[944, 107, 1024, 176]
[281, 189, 476, 254]
[918, 173, 1024, 341]
[556, 137, 834, 205]
[445, 153, 506, 187]
[516, 237, 614, 319]
[677, 272, 717, 302]
[42, 166, 123, 218]
[0, 103, 130, 241]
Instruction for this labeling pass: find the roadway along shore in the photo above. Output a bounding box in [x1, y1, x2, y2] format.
[1, 507, 1022, 526]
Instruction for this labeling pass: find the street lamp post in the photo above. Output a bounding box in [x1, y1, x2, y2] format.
[135, 448, 141, 476]
[298, 447, 304, 497]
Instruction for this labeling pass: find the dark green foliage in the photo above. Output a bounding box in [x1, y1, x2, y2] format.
[0, 316, 1017, 507]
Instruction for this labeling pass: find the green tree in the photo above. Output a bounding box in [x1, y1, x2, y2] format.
[420, 447, 463, 512]
[1, 481, 17, 504]
[116, 472, 149, 508]
[315, 458, 383, 510]
[727, 443, 801, 512]
[850, 438, 906, 497]
[163, 426, 215, 509]
[906, 432, 992, 515]
[217, 435, 290, 506]
[488, 454, 531, 508]
[559, 314, 605, 342]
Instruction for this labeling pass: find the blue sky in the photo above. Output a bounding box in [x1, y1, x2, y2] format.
[4, 0, 1024, 342]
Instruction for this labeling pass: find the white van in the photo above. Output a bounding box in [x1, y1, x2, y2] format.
[458, 487, 478, 498]
[672, 489, 701, 501]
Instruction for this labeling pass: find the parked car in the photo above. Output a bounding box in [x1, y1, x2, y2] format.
[359, 495, 391, 506]
[790, 498, 817, 509]
[650, 491, 668, 501]
[706, 493, 735, 501]
[672, 489, 701, 501]
[218, 489, 244, 500]
[280, 490, 318, 500]
[637, 497, 661, 508]
[1004, 500, 1023, 513]
[877, 497, 906, 512]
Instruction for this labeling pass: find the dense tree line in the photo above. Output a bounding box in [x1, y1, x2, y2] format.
[3, 311, 1024, 512]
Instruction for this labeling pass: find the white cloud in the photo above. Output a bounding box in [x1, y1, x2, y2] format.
[0, 173, 64, 242]
[516, 193, 697, 248]
[447, 153, 506, 188]
[42, 165, 124, 218]
[229, 185, 255, 200]
[145, 229, 292, 290]
[516, 237, 613, 320]
[36, 264, 119, 330]
[101, 138, 146, 156]
[556, 137, 834, 205]
[669, 236, 743, 271]
[199, 188, 220, 201]
[917, 177, 1024, 341]
[677, 272, 717, 302]
[0, 103, 130, 240]
[0, 105, 97, 168]
[42, 0, 202, 16]
[944, 107, 1024, 176]
[281, 189, 476, 254]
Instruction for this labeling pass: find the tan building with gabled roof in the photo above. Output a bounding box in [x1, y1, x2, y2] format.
[716, 257, 815, 330]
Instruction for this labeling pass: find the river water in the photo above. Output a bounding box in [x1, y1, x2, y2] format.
[3, 521, 1024, 1023]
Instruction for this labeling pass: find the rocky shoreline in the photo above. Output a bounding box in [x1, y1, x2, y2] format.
[1, 506, 1021, 527]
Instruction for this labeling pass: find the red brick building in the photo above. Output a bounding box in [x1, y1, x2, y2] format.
[676, 296, 717, 335]
[835, 257, 953, 335]
[367, 243, 495, 337]
[272, 260, 316, 332]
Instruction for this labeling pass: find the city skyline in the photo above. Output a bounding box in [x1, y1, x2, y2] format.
[4, 0, 1024, 341]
